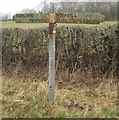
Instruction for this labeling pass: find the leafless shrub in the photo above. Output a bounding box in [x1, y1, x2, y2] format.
[2, 25, 118, 81]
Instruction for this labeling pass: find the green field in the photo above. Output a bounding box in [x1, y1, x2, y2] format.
[1, 20, 117, 29]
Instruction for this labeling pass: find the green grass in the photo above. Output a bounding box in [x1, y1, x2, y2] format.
[1, 20, 117, 29]
[1, 20, 48, 29]
[2, 77, 118, 118]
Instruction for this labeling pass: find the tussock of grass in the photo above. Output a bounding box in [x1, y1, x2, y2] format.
[2, 77, 118, 118]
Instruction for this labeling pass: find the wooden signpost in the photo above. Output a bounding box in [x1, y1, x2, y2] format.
[13, 10, 105, 104]
[13, 12, 56, 103]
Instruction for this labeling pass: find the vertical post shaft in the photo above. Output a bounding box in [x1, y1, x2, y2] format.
[48, 34, 55, 103]
[48, 13, 56, 103]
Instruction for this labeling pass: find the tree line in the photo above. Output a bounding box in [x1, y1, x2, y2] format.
[41, 2, 117, 21]
[1, 2, 117, 21]
[1, 13, 11, 21]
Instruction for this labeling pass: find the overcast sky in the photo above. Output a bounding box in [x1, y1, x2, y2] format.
[0, 0, 44, 14]
[0, 0, 117, 15]
[0, 0, 79, 15]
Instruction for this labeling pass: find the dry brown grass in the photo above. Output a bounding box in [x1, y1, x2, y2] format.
[2, 74, 118, 118]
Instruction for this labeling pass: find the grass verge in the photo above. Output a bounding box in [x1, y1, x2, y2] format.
[2, 76, 118, 118]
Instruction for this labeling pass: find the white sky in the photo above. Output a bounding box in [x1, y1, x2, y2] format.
[0, 0, 118, 15]
[0, 0, 43, 14]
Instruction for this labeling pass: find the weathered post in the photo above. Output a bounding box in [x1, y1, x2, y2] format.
[48, 13, 56, 103]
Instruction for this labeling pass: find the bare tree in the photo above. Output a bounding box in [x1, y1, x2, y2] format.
[21, 8, 36, 13]
[1, 13, 11, 20]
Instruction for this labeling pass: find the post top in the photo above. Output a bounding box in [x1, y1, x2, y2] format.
[49, 13, 56, 23]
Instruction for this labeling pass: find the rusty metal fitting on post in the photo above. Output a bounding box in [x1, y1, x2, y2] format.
[49, 13, 57, 35]
[49, 22, 57, 34]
